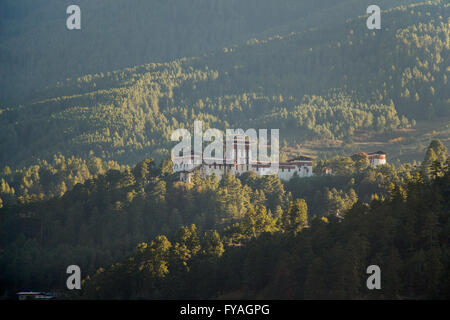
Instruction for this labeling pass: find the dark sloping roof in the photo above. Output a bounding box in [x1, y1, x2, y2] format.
[367, 151, 387, 155]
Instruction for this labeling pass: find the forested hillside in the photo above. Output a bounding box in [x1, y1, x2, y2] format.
[79, 166, 449, 299]
[0, 140, 448, 298]
[0, 1, 449, 300]
[75, 142, 449, 299]
[0, 0, 417, 105]
[1, 1, 448, 168]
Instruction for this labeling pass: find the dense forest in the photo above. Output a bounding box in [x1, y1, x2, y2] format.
[0, 1, 449, 300]
[1, 1, 448, 168]
[79, 140, 450, 299]
[0, 0, 418, 105]
[79, 166, 449, 299]
[0, 140, 448, 299]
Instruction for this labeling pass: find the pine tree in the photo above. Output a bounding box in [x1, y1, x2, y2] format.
[283, 199, 308, 233]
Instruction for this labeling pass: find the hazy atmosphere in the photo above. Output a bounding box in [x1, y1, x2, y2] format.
[0, 0, 448, 303]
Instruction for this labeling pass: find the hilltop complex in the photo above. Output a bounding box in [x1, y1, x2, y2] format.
[173, 138, 386, 182]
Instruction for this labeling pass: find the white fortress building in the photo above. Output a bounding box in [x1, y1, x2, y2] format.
[367, 151, 387, 167]
[173, 138, 314, 182]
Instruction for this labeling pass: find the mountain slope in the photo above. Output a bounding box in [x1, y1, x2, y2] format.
[0, 0, 417, 105]
[0, 1, 448, 168]
[78, 166, 450, 299]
